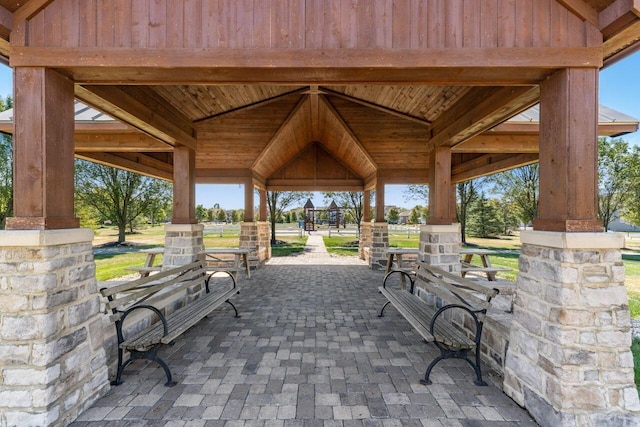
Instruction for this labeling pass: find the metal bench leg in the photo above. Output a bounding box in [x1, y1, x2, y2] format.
[226, 300, 240, 318]
[111, 348, 130, 386]
[112, 347, 177, 387]
[471, 347, 487, 386]
[420, 353, 447, 385]
[145, 350, 177, 387]
[378, 301, 391, 317]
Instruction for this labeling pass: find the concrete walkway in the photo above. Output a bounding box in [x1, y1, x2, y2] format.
[267, 232, 367, 266]
[72, 240, 537, 427]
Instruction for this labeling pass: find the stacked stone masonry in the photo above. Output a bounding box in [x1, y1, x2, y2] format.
[358, 221, 372, 262]
[240, 221, 270, 270]
[0, 230, 109, 427]
[504, 233, 640, 427]
[419, 224, 461, 275]
[163, 224, 205, 269]
[369, 222, 389, 270]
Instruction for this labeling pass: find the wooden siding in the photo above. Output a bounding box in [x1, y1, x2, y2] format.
[28, 0, 593, 49]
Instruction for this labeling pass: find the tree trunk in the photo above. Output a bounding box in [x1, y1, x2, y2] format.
[118, 226, 126, 243]
[271, 220, 277, 245]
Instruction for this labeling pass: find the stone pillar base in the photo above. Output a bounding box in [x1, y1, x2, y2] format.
[163, 223, 205, 269]
[369, 222, 389, 270]
[505, 231, 640, 427]
[359, 222, 373, 261]
[240, 222, 269, 269]
[419, 223, 461, 273]
[0, 229, 109, 426]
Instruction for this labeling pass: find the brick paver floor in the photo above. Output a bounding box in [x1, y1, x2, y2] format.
[72, 236, 537, 426]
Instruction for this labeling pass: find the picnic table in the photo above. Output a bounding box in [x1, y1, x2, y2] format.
[125, 247, 163, 278]
[384, 248, 419, 275]
[205, 248, 251, 280]
[459, 248, 510, 281]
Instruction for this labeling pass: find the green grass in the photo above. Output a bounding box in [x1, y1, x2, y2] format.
[633, 339, 640, 394]
[271, 236, 308, 256]
[94, 250, 162, 281]
[323, 235, 359, 256]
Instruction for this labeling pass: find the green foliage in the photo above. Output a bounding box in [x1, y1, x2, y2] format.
[216, 208, 227, 222]
[599, 138, 640, 230]
[75, 160, 172, 243]
[387, 206, 400, 224]
[457, 180, 483, 243]
[267, 191, 312, 243]
[409, 206, 421, 224]
[489, 164, 539, 228]
[0, 95, 13, 229]
[196, 204, 208, 222]
[322, 192, 365, 232]
[467, 193, 504, 238]
[632, 339, 640, 393]
[231, 210, 240, 223]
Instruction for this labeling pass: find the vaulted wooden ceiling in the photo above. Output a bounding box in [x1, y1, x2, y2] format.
[0, 0, 639, 192]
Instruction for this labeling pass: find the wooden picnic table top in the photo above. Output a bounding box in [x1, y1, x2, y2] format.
[205, 248, 251, 254]
[459, 248, 497, 255]
[385, 248, 419, 255]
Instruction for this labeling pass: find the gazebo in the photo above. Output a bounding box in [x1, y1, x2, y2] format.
[1, 1, 640, 426]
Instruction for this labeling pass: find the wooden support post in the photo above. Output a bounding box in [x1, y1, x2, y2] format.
[245, 179, 255, 221]
[375, 179, 385, 222]
[427, 147, 456, 225]
[259, 189, 267, 222]
[171, 145, 196, 224]
[6, 68, 78, 230]
[534, 68, 602, 232]
[363, 190, 371, 222]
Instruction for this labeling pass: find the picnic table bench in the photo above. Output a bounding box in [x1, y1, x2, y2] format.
[100, 260, 240, 387]
[125, 247, 163, 278]
[378, 261, 499, 386]
[459, 248, 511, 281]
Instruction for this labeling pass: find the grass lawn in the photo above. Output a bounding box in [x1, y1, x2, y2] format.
[271, 235, 308, 256]
[323, 235, 359, 256]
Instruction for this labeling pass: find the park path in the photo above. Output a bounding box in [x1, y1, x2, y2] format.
[266, 232, 367, 266]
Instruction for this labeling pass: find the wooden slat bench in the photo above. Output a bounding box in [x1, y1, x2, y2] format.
[378, 261, 499, 386]
[100, 260, 239, 387]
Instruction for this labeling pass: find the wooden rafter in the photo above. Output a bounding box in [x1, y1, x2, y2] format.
[600, 0, 640, 38]
[74, 133, 171, 152]
[76, 151, 173, 181]
[452, 153, 539, 183]
[11, 0, 56, 46]
[319, 87, 432, 127]
[76, 85, 196, 149]
[557, 0, 600, 26]
[428, 86, 540, 151]
[193, 87, 307, 124]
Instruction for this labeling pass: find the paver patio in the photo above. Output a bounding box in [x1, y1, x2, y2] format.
[71, 236, 537, 426]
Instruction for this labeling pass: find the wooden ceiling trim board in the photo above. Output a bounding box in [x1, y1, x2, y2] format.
[451, 153, 539, 182]
[320, 96, 378, 172]
[319, 87, 432, 126]
[310, 85, 320, 140]
[194, 87, 308, 124]
[74, 133, 171, 152]
[75, 85, 196, 149]
[10, 46, 604, 69]
[251, 96, 308, 172]
[428, 86, 540, 150]
[76, 151, 173, 181]
[377, 168, 430, 184]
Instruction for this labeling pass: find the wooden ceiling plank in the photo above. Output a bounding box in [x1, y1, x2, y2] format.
[319, 86, 432, 126]
[75, 85, 196, 149]
[194, 87, 308, 124]
[251, 96, 308, 171]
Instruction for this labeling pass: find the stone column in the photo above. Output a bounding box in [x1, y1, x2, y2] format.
[359, 221, 372, 261]
[0, 229, 109, 427]
[369, 222, 389, 270]
[419, 223, 461, 273]
[504, 231, 640, 426]
[240, 222, 269, 269]
[163, 223, 205, 269]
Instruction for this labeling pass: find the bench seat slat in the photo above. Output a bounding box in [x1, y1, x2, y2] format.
[121, 284, 236, 351]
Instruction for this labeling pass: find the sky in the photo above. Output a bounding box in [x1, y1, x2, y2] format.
[1, 51, 639, 211]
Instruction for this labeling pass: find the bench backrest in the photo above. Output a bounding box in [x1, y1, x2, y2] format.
[413, 261, 499, 320]
[100, 261, 207, 322]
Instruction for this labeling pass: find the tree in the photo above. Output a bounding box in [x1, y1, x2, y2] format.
[196, 204, 208, 222]
[598, 138, 639, 230]
[409, 206, 422, 224]
[216, 208, 227, 223]
[0, 95, 13, 229]
[387, 207, 400, 224]
[489, 164, 539, 229]
[266, 191, 312, 244]
[75, 160, 172, 243]
[457, 180, 483, 244]
[404, 185, 428, 204]
[322, 192, 365, 233]
[467, 193, 504, 238]
[231, 210, 239, 223]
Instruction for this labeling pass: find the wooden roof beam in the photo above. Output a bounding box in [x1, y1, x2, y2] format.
[556, 0, 600, 26]
[74, 133, 171, 152]
[11, 0, 56, 47]
[428, 86, 540, 151]
[319, 87, 432, 127]
[600, 0, 640, 39]
[76, 151, 173, 181]
[453, 134, 539, 154]
[451, 153, 539, 183]
[76, 85, 196, 149]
